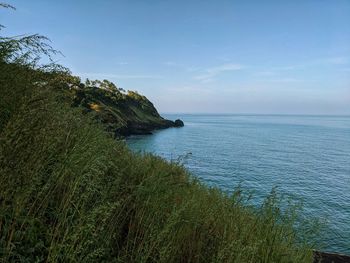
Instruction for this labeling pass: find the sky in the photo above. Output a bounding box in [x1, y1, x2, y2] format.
[1, 0, 350, 114]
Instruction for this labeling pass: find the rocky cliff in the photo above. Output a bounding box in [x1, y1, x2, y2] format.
[69, 81, 183, 137]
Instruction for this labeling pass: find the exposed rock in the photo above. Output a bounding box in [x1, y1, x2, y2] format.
[174, 119, 184, 127]
[313, 250, 350, 263]
[71, 86, 184, 137]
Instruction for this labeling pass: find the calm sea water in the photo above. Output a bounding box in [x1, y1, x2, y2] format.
[127, 114, 350, 254]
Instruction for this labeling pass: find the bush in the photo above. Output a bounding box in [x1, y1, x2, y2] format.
[0, 17, 313, 261]
[0, 76, 313, 262]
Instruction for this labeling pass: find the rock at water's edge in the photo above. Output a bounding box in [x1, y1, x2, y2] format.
[174, 119, 184, 127]
[313, 250, 350, 263]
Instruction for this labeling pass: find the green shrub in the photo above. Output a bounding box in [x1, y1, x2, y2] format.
[0, 19, 313, 261]
[0, 77, 313, 262]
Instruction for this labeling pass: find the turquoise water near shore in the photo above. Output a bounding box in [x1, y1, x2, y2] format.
[127, 114, 350, 254]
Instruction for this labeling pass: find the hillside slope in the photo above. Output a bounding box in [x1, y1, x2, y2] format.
[70, 80, 183, 137]
[0, 71, 313, 263]
[0, 33, 312, 262]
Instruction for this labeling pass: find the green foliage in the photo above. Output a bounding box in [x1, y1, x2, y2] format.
[0, 64, 314, 263]
[85, 79, 121, 94]
[0, 82, 314, 262]
[127, 90, 146, 101]
[67, 79, 167, 136]
[0, 34, 60, 65]
[0, 10, 314, 262]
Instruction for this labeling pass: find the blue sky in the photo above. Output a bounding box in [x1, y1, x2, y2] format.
[1, 0, 350, 114]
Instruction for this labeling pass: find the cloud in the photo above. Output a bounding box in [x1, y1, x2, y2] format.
[77, 72, 163, 80]
[271, 56, 349, 71]
[324, 57, 348, 65]
[266, 78, 301, 83]
[194, 63, 244, 82]
[186, 66, 201, 72]
[164, 61, 178, 66]
[255, 71, 276, 77]
[271, 65, 299, 71]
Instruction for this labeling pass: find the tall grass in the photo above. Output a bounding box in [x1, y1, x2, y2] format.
[0, 69, 315, 262]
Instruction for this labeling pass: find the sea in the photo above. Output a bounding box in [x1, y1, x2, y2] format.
[126, 114, 350, 254]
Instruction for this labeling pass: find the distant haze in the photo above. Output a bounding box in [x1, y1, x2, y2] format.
[2, 0, 350, 114]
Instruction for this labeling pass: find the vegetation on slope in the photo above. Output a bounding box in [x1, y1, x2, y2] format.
[0, 10, 313, 263]
[70, 79, 183, 137]
[1, 6, 182, 138]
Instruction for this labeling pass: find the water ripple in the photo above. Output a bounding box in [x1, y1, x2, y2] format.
[127, 114, 350, 254]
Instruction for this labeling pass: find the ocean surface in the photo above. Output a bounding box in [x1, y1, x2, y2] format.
[126, 114, 350, 254]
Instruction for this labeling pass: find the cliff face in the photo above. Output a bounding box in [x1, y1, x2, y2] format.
[70, 85, 183, 137]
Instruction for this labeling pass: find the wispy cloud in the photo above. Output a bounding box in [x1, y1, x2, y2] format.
[186, 66, 201, 72]
[324, 57, 348, 65]
[271, 56, 350, 71]
[266, 78, 301, 83]
[164, 61, 178, 66]
[77, 72, 163, 80]
[164, 61, 200, 73]
[194, 63, 244, 82]
[271, 65, 299, 71]
[255, 71, 276, 77]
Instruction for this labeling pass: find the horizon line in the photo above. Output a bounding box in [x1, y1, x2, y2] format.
[160, 112, 350, 117]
